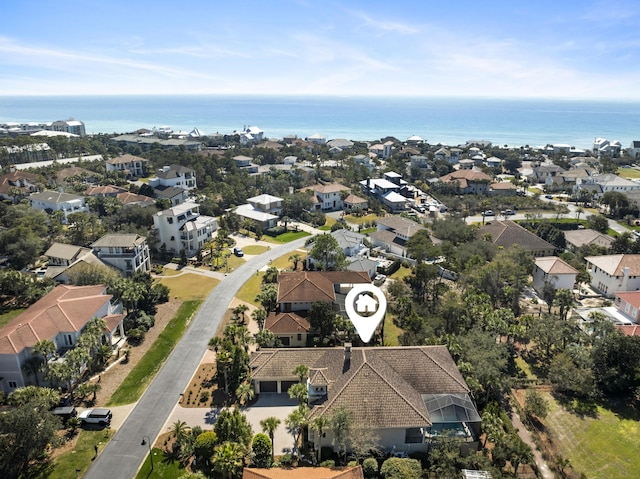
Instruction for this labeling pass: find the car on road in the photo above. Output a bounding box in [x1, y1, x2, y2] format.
[544, 194, 553, 199]
[233, 247, 244, 257]
[79, 407, 112, 427]
[483, 210, 495, 216]
[501, 209, 515, 216]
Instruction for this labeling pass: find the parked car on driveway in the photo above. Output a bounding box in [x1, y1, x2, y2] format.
[233, 247, 244, 257]
[79, 408, 112, 427]
[53, 406, 77, 424]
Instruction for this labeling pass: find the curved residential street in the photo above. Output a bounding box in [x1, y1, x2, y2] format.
[85, 236, 310, 479]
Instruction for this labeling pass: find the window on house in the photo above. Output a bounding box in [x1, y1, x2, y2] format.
[8, 381, 17, 388]
[297, 334, 302, 341]
[405, 428, 423, 444]
[281, 337, 290, 346]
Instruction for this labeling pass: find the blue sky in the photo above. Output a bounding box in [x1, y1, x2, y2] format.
[1, 0, 640, 99]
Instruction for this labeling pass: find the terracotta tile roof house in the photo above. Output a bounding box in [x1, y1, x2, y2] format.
[616, 324, 640, 337]
[243, 466, 363, 479]
[564, 229, 614, 251]
[479, 220, 556, 257]
[0, 169, 39, 201]
[0, 284, 124, 393]
[84, 185, 128, 197]
[116, 191, 156, 207]
[585, 254, 640, 297]
[265, 312, 311, 347]
[250, 345, 480, 455]
[311, 183, 352, 211]
[614, 291, 640, 322]
[439, 169, 492, 194]
[277, 271, 371, 313]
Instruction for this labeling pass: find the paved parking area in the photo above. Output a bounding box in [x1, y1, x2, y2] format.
[164, 394, 298, 453]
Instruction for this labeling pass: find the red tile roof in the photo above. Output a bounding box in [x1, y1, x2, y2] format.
[0, 285, 111, 354]
[243, 466, 363, 479]
[265, 312, 310, 334]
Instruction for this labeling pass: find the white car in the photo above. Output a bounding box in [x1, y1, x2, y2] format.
[79, 408, 112, 427]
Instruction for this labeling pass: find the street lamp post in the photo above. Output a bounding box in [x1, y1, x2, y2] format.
[141, 435, 154, 471]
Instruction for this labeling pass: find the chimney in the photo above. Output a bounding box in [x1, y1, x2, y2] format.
[344, 342, 352, 370]
[621, 266, 631, 291]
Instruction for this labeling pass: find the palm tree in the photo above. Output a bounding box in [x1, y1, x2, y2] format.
[21, 357, 43, 387]
[32, 339, 56, 380]
[260, 416, 281, 463]
[169, 420, 191, 453]
[285, 405, 309, 460]
[251, 308, 267, 331]
[310, 416, 328, 463]
[288, 253, 302, 271]
[212, 441, 245, 479]
[575, 206, 584, 223]
[292, 364, 309, 382]
[232, 304, 250, 325]
[235, 380, 255, 406]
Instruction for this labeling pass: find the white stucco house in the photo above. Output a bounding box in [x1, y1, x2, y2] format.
[148, 164, 197, 191]
[585, 254, 640, 297]
[91, 233, 151, 277]
[533, 256, 578, 295]
[29, 190, 89, 223]
[235, 194, 283, 229]
[153, 203, 217, 257]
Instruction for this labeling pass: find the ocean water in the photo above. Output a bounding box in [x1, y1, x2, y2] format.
[0, 95, 639, 150]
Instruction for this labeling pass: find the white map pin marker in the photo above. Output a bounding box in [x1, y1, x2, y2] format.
[345, 284, 387, 343]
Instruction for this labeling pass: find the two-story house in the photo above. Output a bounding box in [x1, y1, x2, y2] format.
[30, 190, 89, 223]
[614, 291, 640, 322]
[233, 155, 259, 173]
[0, 284, 124, 393]
[153, 203, 218, 257]
[438, 169, 492, 194]
[105, 154, 149, 178]
[250, 344, 480, 456]
[312, 183, 351, 211]
[369, 216, 426, 258]
[585, 254, 640, 297]
[148, 164, 197, 191]
[0, 168, 40, 202]
[235, 194, 283, 229]
[91, 234, 151, 277]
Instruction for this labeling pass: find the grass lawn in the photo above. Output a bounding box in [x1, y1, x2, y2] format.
[107, 301, 201, 406]
[0, 307, 26, 328]
[134, 448, 186, 479]
[50, 430, 114, 479]
[157, 273, 219, 301]
[544, 391, 640, 479]
[318, 216, 337, 231]
[389, 265, 412, 281]
[617, 167, 640, 179]
[242, 245, 270, 255]
[263, 230, 311, 243]
[235, 273, 263, 306]
[343, 213, 382, 225]
[160, 268, 182, 276]
[383, 314, 402, 346]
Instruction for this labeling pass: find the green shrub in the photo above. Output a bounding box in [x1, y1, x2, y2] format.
[320, 460, 336, 468]
[251, 433, 272, 468]
[380, 457, 422, 479]
[193, 431, 218, 462]
[362, 457, 379, 478]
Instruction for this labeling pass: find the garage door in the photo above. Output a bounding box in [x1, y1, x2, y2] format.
[281, 380, 298, 393]
[259, 381, 277, 393]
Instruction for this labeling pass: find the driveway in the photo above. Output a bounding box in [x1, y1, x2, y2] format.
[85, 237, 310, 479]
[164, 394, 298, 454]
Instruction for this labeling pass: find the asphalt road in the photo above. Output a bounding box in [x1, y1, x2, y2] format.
[85, 236, 309, 479]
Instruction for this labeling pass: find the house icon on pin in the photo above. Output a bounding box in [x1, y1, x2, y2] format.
[354, 293, 378, 314]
